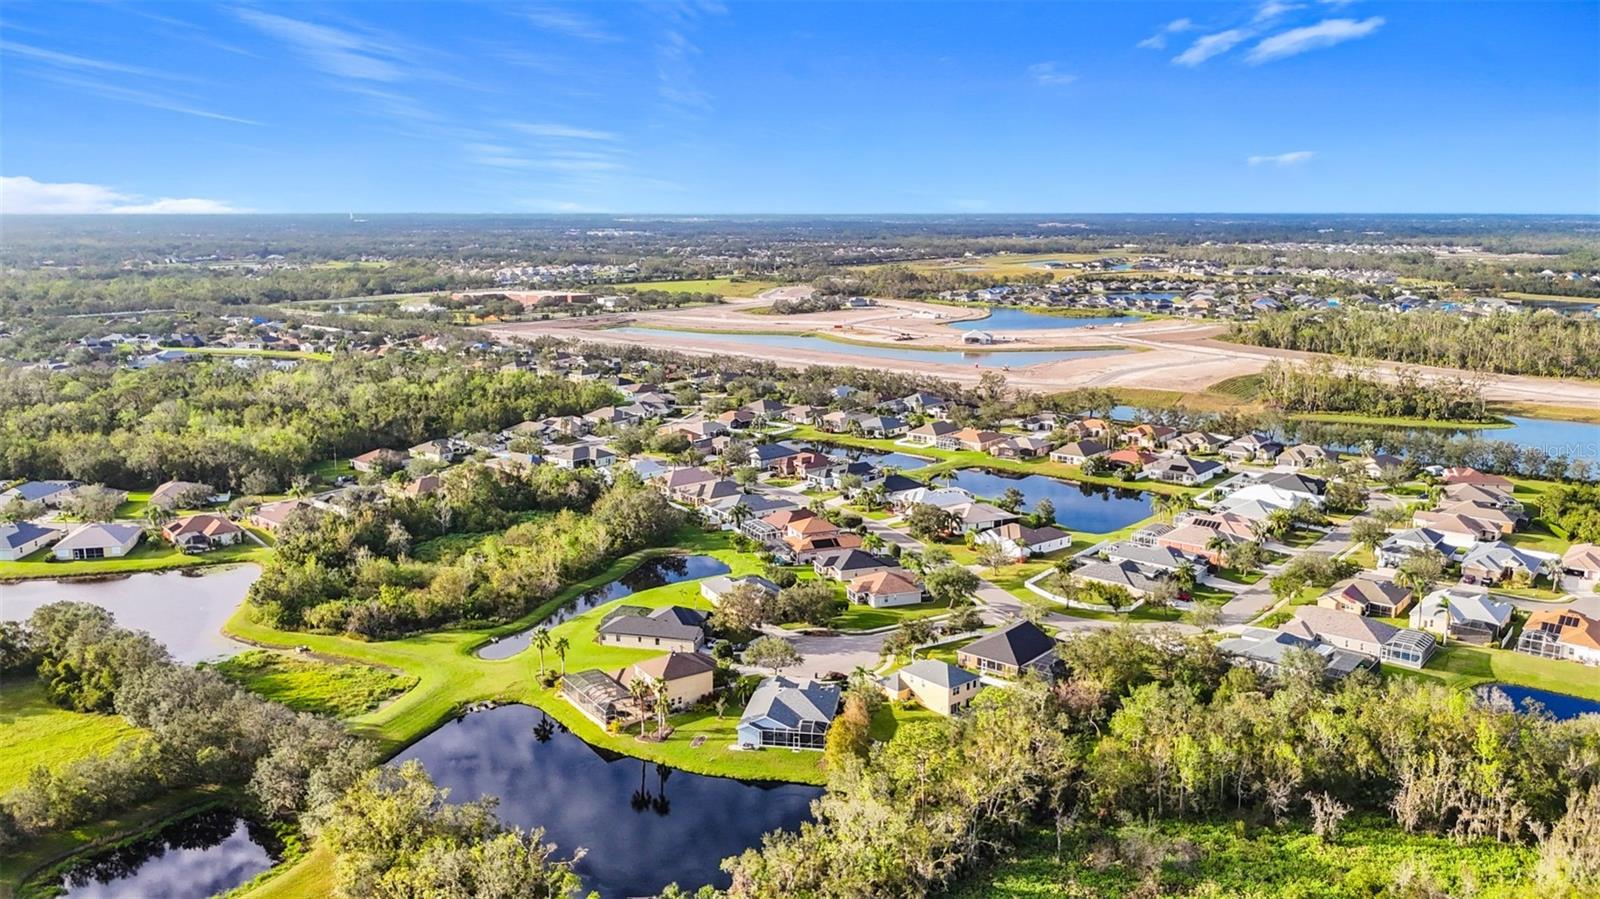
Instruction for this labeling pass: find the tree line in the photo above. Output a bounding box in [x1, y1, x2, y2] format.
[1228, 308, 1600, 379]
[707, 627, 1600, 898]
[0, 357, 621, 491]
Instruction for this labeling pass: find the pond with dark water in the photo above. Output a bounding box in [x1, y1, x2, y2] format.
[58, 808, 279, 899]
[1480, 684, 1600, 721]
[938, 469, 1155, 532]
[476, 554, 730, 659]
[393, 703, 821, 898]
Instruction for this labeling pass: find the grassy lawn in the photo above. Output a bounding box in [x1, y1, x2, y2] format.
[1391, 642, 1600, 702]
[113, 490, 152, 519]
[1214, 565, 1267, 585]
[0, 678, 144, 793]
[833, 597, 951, 631]
[0, 539, 270, 581]
[948, 817, 1537, 899]
[208, 650, 418, 719]
[1279, 527, 1326, 549]
[609, 277, 782, 297]
[221, 528, 909, 787]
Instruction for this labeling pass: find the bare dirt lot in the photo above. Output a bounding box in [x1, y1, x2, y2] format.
[484, 298, 1600, 410]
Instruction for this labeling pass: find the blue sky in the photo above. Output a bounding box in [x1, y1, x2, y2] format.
[2, 1, 1596, 214]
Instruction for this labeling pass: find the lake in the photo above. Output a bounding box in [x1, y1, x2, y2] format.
[58, 808, 278, 899]
[0, 566, 258, 664]
[946, 308, 1133, 331]
[609, 327, 1125, 369]
[477, 554, 731, 660]
[393, 704, 821, 898]
[1481, 684, 1600, 721]
[804, 442, 931, 472]
[938, 469, 1155, 532]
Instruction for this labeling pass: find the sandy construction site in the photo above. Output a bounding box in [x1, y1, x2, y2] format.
[483, 291, 1600, 411]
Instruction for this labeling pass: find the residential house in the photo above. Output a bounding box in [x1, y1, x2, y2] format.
[977, 522, 1072, 560]
[856, 416, 908, 438]
[148, 480, 223, 510]
[161, 513, 243, 552]
[1377, 527, 1460, 567]
[847, 569, 923, 608]
[596, 605, 708, 653]
[1442, 467, 1514, 490]
[0, 521, 63, 561]
[620, 651, 718, 709]
[1049, 440, 1107, 465]
[1277, 444, 1330, 470]
[562, 669, 637, 726]
[1359, 453, 1408, 479]
[901, 392, 950, 418]
[583, 406, 638, 428]
[700, 574, 781, 606]
[1143, 455, 1225, 485]
[743, 399, 788, 423]
[748, 442, 803, 470]
[906, 421, 960, 448]
[992, 435, 1052, 460]
[1517, 608, 1600, 666]
[1409, 586, 1516, 645]
[1121, 423, 1176, 449]
[544, 443, 616, 470]
[817, 410, 860, 434]
[1217, 627, 1373, 678]
[250, 498, 315, 531]
[814, 548, 897, 582]
[1104, 448, 1157, 472]
[402, 474, 443, 497]
[351, 448, 409, 473]
[0, 480, 82, 509]
[1101, 541, 1205, 575]
[951, 428, 1007, 453]
[717, 409, 757, 430]
[409, 438, 469, 464]
[737, 676, 841, 750]
[1169, 431, 1231, 455]
[956, 621, 1057, 679]
[1317, 577, 1415, 617]
[945, 500, 1017, 535]
[1281, 606, 1435, 669]
[879, 660, 981, 716]
[1560, 543, 1600, 593]
[1070, 559, 1169, 598]
[1221, 433, 1284, 463]
[779, 514, 863, 563]
[53, 522, 143, 561]
[702, 492, 795, 529]
[1459, 542, 1555, 586]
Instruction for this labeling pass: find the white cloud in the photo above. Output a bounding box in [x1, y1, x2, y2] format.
[0, 40, 168, 78]
[0, 176, 244, 214]
[1247, 150, 1315, 166]
[509, 122, 619, 141]
[234, 9, 405, 81]
[1254, 1, 1305, 23]
[1248, 16, 1385, 63]
[1137, 17, 1198, 50]
[1173, 29, 1250, 66]
[517, 7, 619, 42]
[1028, 62, 1077, 86]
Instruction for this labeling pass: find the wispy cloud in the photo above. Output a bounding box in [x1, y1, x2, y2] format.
[1137, 17, 1198, 50]
[1173, 29, 1250, 66]
[1028, 61, 1077, 86]
[1248, 16, 1385, 63]
[1253, 1, 1305, 23]
[234, 9, 405, 81]
[517, 6, 619, 42]
[1248, 150, 1315, 166]
[650, 1, 726, 116]
[32, 71, 263, 125]
[0, 175, 246, 214]
[509, 122, 619, 141]
[0, 39, 170, 78]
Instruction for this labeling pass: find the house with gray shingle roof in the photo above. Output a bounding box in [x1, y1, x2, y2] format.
[0, 521, 63, 561]
[737, 676, 840, 750]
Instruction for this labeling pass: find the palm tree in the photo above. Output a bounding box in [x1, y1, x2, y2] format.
[728, 503, 753, 532]
[628, 677, 653, 738]
[553, 636, 570, 676]
[531, 627, 552, 675]
[143, 504, 172, 529]
[653, 678, 671, 735]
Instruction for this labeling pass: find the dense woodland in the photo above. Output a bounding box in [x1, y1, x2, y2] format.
[249, 472, 682, 637]
[0, 358, 620, 490]
[708, 629, 1600, 899]
[1228, 308, 1600, 379]
[1256, 359, 1492, 421]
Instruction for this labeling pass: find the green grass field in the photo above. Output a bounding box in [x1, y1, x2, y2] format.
[209, 651, 418, 718]
[609, 277, 782, 297]
[1392, 642, 1600, 702]
[948, 817, 1538, 899]
[0, 678, 144, 793]
[0, 539, 270, 581]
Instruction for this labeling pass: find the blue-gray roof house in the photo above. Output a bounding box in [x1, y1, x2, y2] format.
[737, 676, 840, 750]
